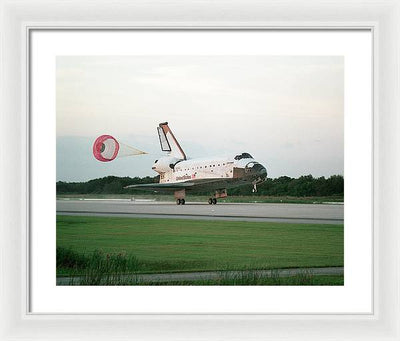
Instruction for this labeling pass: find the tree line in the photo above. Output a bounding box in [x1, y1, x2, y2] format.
[56, 174, 343, 197]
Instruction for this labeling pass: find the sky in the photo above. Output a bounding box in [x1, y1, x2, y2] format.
[56, 55, 343, 182]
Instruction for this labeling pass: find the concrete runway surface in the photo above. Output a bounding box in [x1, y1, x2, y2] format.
[57, 199, 344, 224]
[57, 266, 344, 285]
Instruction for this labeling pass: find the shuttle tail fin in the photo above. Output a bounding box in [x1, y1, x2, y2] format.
[157, 122, 187, 160]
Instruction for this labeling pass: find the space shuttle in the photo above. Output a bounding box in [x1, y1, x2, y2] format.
[125, 122, 267, 205]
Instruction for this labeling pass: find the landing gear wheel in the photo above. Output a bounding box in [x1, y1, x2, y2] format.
[208, 198, 213, 205]
[176, 199, 181, 205]
[181, 199, 185, 205]
[212, 198, 217, 205]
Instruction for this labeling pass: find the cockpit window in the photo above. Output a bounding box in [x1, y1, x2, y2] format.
[234, 152, 253, 160]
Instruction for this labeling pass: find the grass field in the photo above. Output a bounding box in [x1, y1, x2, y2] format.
[57, 215, 344, 278]
[60, 266, 344, 286]
[57, 193, 343, 204]
[138, 275, 344, 286]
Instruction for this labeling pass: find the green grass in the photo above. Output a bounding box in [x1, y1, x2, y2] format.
[56, 247, 343, 285]
[57, 193, 343, 204]
[141, 275, 344, 286]
[57, 215, 344, 275]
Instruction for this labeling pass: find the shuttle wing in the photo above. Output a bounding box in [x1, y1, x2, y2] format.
[125, 178, 228, 192]
[124, 182, 195, 191]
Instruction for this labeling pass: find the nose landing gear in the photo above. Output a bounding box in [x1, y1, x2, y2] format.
[252, 183, 258, 193]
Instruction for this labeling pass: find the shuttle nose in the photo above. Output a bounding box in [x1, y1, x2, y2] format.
[245, 162, 267, 182]
[252, 163, 266, 173]
[255, 164, 267, 181]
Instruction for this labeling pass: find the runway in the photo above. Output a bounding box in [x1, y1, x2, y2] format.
[57, 199, 344, 224]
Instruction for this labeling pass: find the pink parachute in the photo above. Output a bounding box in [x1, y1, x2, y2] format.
[93, 134, 147, 162]
[93, 135, 120, 162]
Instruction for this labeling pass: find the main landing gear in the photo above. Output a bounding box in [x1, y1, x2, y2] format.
[208, 198, 217, 205]
[176, 198, 185, 205]
[208, 189, 227, 204]
[174, 189, 186, 205]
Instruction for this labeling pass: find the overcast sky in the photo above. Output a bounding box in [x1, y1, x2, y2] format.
[57, 55, 343, 182]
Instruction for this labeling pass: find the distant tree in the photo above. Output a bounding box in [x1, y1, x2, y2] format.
[56, 174, 344, 197]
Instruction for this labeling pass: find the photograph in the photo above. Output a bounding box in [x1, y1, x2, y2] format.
[5, 0, 400, 337]
[56, 55, 344, 286]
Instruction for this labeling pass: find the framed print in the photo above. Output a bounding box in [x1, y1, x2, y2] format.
[34, 30, 362, 313]
[1, 0, 399, 340]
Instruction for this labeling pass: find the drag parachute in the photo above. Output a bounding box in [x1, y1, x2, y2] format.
[93, 134, 146, 162]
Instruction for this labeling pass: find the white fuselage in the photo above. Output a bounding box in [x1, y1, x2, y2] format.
[158, 157, 233, 183]
[152, 153, 267, 187]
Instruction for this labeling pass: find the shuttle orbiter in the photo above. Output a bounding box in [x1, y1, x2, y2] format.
[125, 122, 267, 205]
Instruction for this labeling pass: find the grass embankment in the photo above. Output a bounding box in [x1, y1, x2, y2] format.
[57, 248, 343, 286]
[146, 275, 344, 286]
[57, 215, 343, 281]
[57, 193, 343, 204]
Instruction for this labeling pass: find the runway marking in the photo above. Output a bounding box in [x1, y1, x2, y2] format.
[57, 266, 344, 285]
[57, 210, 344, 224]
